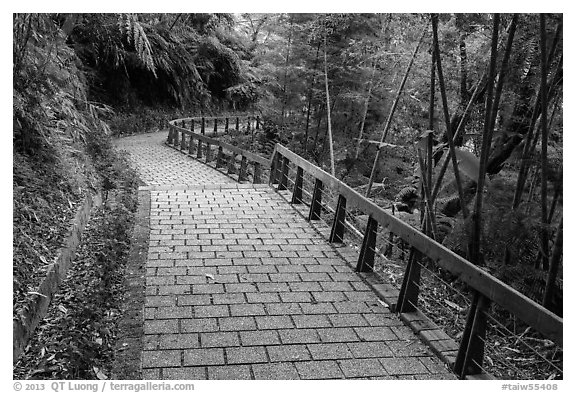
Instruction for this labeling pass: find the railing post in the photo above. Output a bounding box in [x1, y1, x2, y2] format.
[191, 118, 195, 132]
[308, 179, 323, 221]
[329, 195, 347, 243]
[356, 216, 378, 272]
[216, 146, 224, 168]
[180, 127, 186, 150]
[167, 126, 173, 144]
[256, 116, 260, 130]
[235, 117, 240, 132]
[270, 153, 281, 185]
[227, 153, 235, 174]
[188, 134, 195, 155]
[454, 292, 490, 379]
[291, 167, 304, 204]
[396, 249, 422, 313]
[278, 156, 289, 191]
[197, 139, 203, 159]
[206, 143, 212, 162]
[239, 156, 248, 182]
[201, 117, 205, 135]
[173, 127, 179, 147]
[246, 117, 251, 135]
[225, 117, 229, 133]
[253, 162, 262, 184]
[213, 118, 218, 136]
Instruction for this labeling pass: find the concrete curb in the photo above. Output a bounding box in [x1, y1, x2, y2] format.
[13, 192, 101, 364]
[111, 188, 150, 379]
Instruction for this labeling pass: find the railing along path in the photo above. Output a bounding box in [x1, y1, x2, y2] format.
[167, 115, 563, 380]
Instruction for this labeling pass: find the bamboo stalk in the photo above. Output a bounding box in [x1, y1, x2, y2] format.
[538, 14, 550, 271]
[469, 13, 500, 265]
[431, 14, 468, 219]
[323, 29, 335, 176]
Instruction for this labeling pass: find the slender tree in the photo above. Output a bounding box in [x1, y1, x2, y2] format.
[323, 26, 335, 176]
[538, 14, 550, 270]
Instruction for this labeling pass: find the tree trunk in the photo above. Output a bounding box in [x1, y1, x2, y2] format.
[355, 60, 377, 159]
[431, 14, 469, 219]
[469, 14, 500, 265]
[538, 14, 550, 271]
[542, 218, 562, 312]
[280, 18, 293, 127]
[323, 31, 335, 176]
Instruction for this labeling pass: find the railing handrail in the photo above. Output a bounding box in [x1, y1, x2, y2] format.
[272, 143, 563, 346]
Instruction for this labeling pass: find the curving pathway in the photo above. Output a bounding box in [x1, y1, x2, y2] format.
[114, 131, 455, 380]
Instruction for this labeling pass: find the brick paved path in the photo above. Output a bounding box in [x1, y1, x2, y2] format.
[115, 133, 455, 380]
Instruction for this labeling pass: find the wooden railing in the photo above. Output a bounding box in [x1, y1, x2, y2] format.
[166, 115, 269, 184]
[164, 116, 562, 379]
[269, 144, 563, 379]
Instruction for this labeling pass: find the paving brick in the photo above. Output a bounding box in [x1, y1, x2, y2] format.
[339, 359, 388, 378]
[317, 328, 360, 343]
[181, 318, 218, 333]
[265, 303, 302, 315]
[334, 301, 372, 314]
[354, 327, 397, 341]
[158, 285, 191, 295]
[252, 362, 299, 380]
[217, 316, 256, 331]
[142, 350, 181, 367]
[183, 348, 225, 366]
[146, 295, 176, 307]
[289, 282, 323, 292]
[192, 283, 224, 294]
[278, 328, 321, 344]
[255, 315, 294, 330]
[386, 340, 432, 357]
[299, 302, 337, 314]
[246, 292, 281, 303]
[267, 344, 311, 362]
[218, 265, 248, 274]
[142, 369, 160, 379]
[257, 282, 290, 292]
[279, 292, 312, 303]
[307, 343, 354, 360]
[347, 342, 394, 358]
[162, 367, 207, 380]
[194, 305, 229, 318]
[145, 319, 178, 334]
[344, 291, 376, 302]
[177, 294, 211, 306]
[328, 314, 369, 327]
[226, 346, 268, 364]
[240, 330, 281, 346]
[247, 265, 278, 274]
[230, 303, 266, 317]
[276, 265, 307, 273]
[319, 281, 353, 292]
[295, 360, 345, 379]
[225, 283, 258, 293]
[380, 358, 429, 375]
[207, 365, 252, 380]
[292, 315, 332, 329]
[200, 331, 240, 348]
[212, 293, 246, 305]
[155, 306, 193, 319]
[159, 334, 199, 349]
